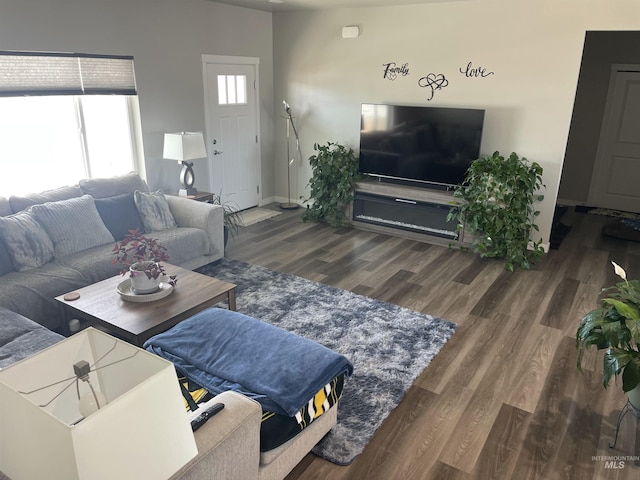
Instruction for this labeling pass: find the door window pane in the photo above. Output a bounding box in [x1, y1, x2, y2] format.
[217, 75, 247, 105]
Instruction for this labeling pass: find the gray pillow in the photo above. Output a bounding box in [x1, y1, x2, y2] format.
[0, 237, 15, 275]
[0, 210, 54, 271]
[31, 195, 115, 257]
[134, 190, 178, 232]
[0, 196, 12, 217]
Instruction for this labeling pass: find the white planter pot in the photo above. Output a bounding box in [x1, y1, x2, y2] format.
[628, 384, 640, 410]
[129, 262, 162, 294]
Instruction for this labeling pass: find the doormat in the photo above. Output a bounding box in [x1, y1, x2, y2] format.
[587, 208, 640, 220]
[239, 208, 282, 226]
[196, 258, 456, 465]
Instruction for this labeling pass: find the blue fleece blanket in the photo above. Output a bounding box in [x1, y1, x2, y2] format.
[144, 308, 353, 417]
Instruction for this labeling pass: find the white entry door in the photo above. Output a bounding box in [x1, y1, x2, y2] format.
[589, 67, 640, 212]
[202, 55, 260, 211]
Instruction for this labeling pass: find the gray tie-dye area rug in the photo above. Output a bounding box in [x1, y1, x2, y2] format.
[197, 259, 456, 465]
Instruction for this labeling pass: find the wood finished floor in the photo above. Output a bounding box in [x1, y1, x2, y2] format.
[225, 206, 640, 480]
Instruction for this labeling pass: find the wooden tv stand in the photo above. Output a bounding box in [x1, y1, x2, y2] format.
[349, 180, 471, 247]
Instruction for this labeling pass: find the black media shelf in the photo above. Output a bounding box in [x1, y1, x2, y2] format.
[352, 191, 459, 240]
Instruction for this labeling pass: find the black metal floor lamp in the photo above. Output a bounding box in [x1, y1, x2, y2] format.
[280, 101, 300, 210]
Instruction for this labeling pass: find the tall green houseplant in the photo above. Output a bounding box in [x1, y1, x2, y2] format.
[301, 141, 362, 228]
[447, 151, 545, 271]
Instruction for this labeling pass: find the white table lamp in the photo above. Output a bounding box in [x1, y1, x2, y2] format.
[0, 327, 197, 480]
[163, 131, 208, 196]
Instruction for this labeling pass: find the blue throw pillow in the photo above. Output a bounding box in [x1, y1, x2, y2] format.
[94, 192, 146, 241]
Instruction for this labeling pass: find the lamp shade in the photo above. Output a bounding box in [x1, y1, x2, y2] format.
[0, 328, 197, 480]
[163, 131, 207, 161]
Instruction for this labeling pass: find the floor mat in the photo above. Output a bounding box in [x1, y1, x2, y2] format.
[240, 208, 282, 226]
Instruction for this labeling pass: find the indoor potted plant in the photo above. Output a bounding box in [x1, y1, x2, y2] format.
[112, 229, 177, 294]
[576, 262, 640, 408]
[212, 193, 243, 246]
[301, 141, 362, 228]
[447, 150, 545, 271]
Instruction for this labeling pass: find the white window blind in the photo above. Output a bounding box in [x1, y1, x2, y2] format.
[0, 51, 137, 96]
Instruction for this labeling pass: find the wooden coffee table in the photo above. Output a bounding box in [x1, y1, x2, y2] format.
[55, 264, 236, 347]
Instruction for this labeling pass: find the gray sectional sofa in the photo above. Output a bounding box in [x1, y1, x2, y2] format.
[0, 172, 224, 332]
[0, 175, 343, 479]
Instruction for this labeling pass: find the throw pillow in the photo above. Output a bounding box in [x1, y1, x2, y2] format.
[79, 172, 149, 199]
[0, 210, 54, 271]
[0, 236, 15, 275]
[134, 190, 178, 232]
[0, 197, 12, 217]
[31, 195, 115, 257]
[94, 192, 146, 241]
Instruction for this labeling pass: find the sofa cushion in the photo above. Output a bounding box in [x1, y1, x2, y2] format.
[94, 192, 146, 241]
[0, 307, 63, 368]
[134, 190, 178, 232]
[31, 195, 114, 257]
[55, 243, 122, 284]
[0, 209, 54, 271]
[0, 260, 103, 331]
[79, 171, 149, 198]
[8, 184, 83, 214]
[146, 227, 211, 265]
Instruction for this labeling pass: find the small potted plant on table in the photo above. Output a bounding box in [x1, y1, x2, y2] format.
[112, 229, 177, 294]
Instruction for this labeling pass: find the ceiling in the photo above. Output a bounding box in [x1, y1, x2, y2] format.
[210, 0, 463, 13]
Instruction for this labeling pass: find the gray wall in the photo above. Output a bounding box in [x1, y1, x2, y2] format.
[272, 1, 640, 246]
[559, 31, 640, 204]
[0, 0, 275, 198]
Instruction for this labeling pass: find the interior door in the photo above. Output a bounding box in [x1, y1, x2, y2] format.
[589, 68, 640, 212]
[202, 56, 260, 211]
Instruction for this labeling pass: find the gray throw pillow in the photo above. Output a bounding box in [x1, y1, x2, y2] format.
[0, 197, 12, 217]
[31, 195, 115, 257]
[134, 190, 178, 232]
[0, 210, 54, 271]
[0, 237, 15, 275]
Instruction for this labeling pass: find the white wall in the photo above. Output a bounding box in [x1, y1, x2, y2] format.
[273, 0, 640, 245]
[0, 0, 275, 197]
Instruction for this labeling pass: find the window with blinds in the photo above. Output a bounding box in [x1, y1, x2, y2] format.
[0, 52, 137, 96]
[0, 51, 141, 197]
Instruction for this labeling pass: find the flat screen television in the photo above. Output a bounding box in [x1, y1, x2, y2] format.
[358, 103, 485, 188]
